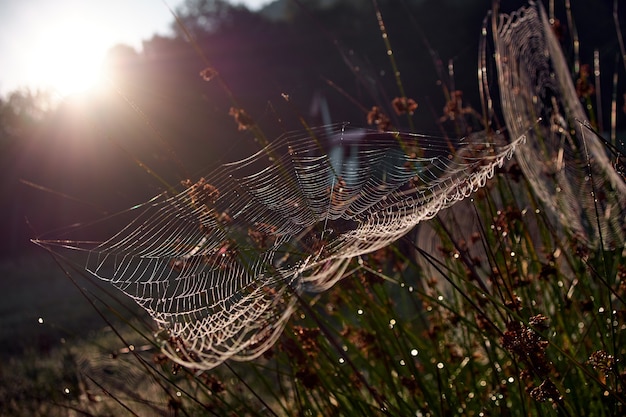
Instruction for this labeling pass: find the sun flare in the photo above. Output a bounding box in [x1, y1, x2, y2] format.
[23, 16, 111, 98]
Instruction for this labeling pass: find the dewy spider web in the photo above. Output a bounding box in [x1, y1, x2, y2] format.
[484, 1, 626, 248]
[36, 124, 525, 369]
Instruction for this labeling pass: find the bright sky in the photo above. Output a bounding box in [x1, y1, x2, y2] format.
[0, 0, 270, 98]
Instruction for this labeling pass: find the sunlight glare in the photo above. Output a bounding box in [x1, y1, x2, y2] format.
[24, 15, 111, 98]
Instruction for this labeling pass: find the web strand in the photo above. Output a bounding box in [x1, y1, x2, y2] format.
[486, 1, 626, 248]
[37, 124, 524, 369]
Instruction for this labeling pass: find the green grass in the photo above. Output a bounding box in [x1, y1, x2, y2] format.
[2, 1, 625, 416]
[5, 167, 623, 416]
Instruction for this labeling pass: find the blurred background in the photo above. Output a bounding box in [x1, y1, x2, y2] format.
[2, 0, 623, 258]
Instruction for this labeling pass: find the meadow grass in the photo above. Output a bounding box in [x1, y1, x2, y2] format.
[3, 1, 626, 416]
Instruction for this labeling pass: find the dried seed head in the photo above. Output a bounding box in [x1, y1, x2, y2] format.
[200, 67, 218, 81]
[229, 107, 254, 131]
[367, 106, 391, 132]
[392, 96, 418, 115]
[529, 379, 561, 403]
[529, 314, 550, 330]
[587, 350, 614, 374]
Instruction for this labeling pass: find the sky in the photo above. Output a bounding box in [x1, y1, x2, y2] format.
[0, 0, 271, 98]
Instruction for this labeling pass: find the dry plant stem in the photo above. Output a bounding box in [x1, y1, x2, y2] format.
[225, 363, 280, 417]
[547, 334, 626, 406]
[479, 14, 492, 132]
[47, 92, 179, 195]
[164, 1, 268, 147]
[398, 0, 445, 86]
[20, 179, 109, 215]
[323, 77, 371, 114]
[289, 286, 394, 416]
[104, 131, 178, 194]
[564, 0, 580, 74]
[83, 374, 142, 417]
[433, 214, 491, 295]
[580, 122, 620, 364]
[292, 0, 395, 125]
[248, 363, 291, 415]
[52, 400, 104, 417]
[108, 80, 190, 179]
[611, 55, 620, 144]
[134, 355, 225, 416]
[593, 50, 603, 132]
[407, 242, 503, 337]
[614, 0, 626, 74]
[468, 192, 520, 307]
[371, 0, 415, 132]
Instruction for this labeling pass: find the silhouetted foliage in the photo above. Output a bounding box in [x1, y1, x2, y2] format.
[1, 0, 623, 259]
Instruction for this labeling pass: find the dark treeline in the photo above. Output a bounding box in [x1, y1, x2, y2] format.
[0, 0, 622, 258]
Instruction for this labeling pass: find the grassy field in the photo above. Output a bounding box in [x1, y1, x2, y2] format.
[2, 1, 626, 416]
[2, 168, 625, 416]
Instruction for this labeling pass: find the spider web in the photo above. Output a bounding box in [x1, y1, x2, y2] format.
[485, 1, 626, 248]
[36, 124, 525, 369]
